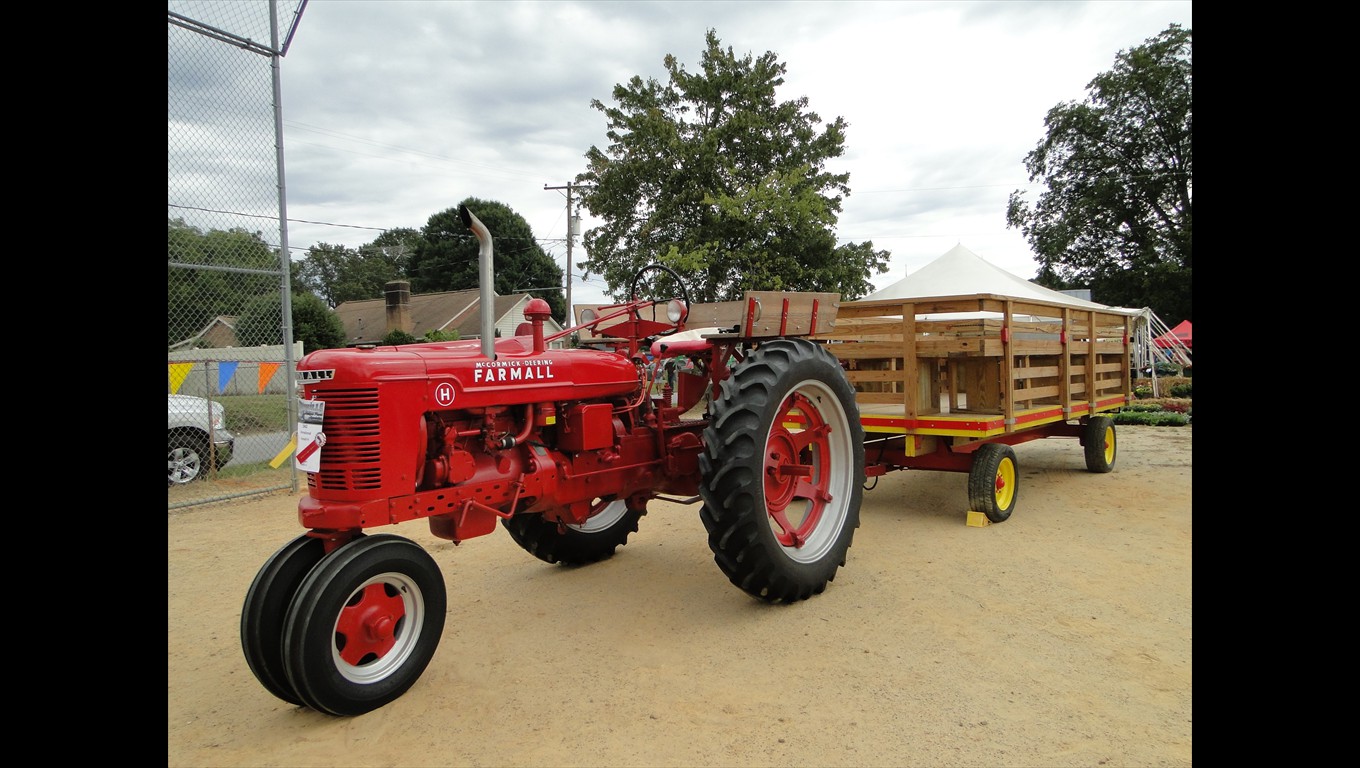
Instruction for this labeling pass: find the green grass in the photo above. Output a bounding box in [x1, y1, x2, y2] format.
[218, 394, 290, 435]
[1113, 409, 1190, 426]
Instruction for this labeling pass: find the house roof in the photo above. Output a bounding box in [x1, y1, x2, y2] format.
[169, 315, 238, 351]
[334, 289, 534, 345]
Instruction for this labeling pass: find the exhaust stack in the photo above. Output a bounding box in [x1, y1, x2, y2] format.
[459, 204, 497, 360]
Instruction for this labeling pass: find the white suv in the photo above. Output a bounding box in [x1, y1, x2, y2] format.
[168, 394, 235, 484]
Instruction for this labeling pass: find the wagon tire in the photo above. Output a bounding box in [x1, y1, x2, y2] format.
[502, 496, 647, 565]
[1083, 416, 1117, 473]
[969, 443, 1018, 523]
[240, 533, 333, 707]
[281, 534, 446, 716]
[698, 338, 864, 603]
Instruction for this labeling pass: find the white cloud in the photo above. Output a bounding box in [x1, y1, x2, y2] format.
[185, 0, 1193, 313]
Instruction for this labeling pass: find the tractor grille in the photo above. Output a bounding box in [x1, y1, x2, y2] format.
[309, 387, 383, 492]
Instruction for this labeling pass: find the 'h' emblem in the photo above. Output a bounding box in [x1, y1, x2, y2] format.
[434, 382, 455, 407]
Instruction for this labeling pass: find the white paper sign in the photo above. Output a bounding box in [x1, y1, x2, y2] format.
[295, 399, 326, 472]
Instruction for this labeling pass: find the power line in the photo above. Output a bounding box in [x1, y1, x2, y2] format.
[544, 182, 593, 320]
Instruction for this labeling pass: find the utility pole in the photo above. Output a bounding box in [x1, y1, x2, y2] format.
[545, 182, 586, 323]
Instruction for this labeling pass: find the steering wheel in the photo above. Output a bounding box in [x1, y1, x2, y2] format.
[629, 263, 692, 312]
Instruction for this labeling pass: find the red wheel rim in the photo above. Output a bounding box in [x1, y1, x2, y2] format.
[763, 391, 833, 548]
[334, 582, 407, 667]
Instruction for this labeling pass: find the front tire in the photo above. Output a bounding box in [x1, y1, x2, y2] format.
[1082, 416, 1117, 473]
[240, 534, 331, 706]
[502, 496, 646, 565]
[698, 339, 864, 603]
[968, 443, 1018, 523]
[281, 534, 446, 716]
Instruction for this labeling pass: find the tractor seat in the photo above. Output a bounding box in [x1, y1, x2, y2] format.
[650, 327, 724, 359]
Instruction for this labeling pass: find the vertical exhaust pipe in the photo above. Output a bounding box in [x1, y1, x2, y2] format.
[459, 204, 496, 360]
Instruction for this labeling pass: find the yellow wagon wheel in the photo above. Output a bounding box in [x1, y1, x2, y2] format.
[968, 443, 1018, 523]
[1082, 416, 1117, 473]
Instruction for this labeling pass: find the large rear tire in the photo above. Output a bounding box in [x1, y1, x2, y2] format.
[281, 534, 446, 716]
[698, 339, 864, 603]
[502, 496, 646, 565]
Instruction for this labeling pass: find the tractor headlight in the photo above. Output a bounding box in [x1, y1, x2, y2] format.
[666, 299, 688, 324]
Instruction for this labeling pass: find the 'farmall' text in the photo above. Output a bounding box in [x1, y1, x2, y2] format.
[472, 359, 555, 384]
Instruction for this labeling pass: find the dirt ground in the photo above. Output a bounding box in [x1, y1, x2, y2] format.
[168, 424, 1191, 768]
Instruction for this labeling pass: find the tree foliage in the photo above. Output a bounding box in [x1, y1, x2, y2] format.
[380, 329, 420, 346]
[167, 218, 280, 347]
[291, 290, 348, 351]
[575, 29, 888, 304]
[292, 227, 420, 308]
[1006, 24, 1192, 323]
[379, 327, 460, 346]
[236, 290, 346, 352]
[406, 198, 567, 323]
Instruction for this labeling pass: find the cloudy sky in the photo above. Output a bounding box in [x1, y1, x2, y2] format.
[252, 0, 1191, 311]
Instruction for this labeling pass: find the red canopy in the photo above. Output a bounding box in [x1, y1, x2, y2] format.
[1154, 320, 1192, 349]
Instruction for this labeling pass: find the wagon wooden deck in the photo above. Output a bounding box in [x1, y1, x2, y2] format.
[816, 293, 1134, 443]
[587, 288, 1134, 447]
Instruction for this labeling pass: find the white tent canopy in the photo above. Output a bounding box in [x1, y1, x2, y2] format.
[868, 243, 1119, 311]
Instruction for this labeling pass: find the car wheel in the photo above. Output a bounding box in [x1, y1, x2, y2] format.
[168, 433, 207, 485]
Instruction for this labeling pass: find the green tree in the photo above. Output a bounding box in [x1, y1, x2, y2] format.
[380, 328, 461, 346]
[291, 243, 357, 307]
[1006, 24, 1191, 323]
[236, 290, 346, 353]
[407, 198, 567, 323]
[575, 29, 888, 304]
[168, 218, 279, 347]
[292, 229, 419, 308]
[369, 226, 424, 260]
[380, 329, 420, 346]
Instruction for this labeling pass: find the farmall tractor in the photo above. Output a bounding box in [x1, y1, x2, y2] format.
[241, 206, 865, 715]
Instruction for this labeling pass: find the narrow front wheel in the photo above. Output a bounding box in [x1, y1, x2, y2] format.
[240, 533, 331, 706]
[281, 534, 446, 716]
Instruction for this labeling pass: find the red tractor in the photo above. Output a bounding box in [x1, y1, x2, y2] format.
[242, 205, 865, 715]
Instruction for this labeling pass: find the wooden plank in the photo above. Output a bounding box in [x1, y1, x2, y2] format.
[958, 359, 1001, 412]
[855, 391, 911, 405]
[681, 300, 747, 331]
[826, 341, 915, 359]
[740, 291, 841, 336]
[915, 338, 1000, 356]
[902, 311, 919, 418]
[1001, 300, 1016, 430]
[845, 369, 911, 383]
[577, 291, 841, 340]
[1014, 384, 1061, 401]
[816, 318, 906, 338]
[1013, 365, 1062, 380]
[1009, 339, 1065, 355]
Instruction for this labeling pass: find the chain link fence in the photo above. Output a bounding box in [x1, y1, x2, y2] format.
[169, 1, 308, 510]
